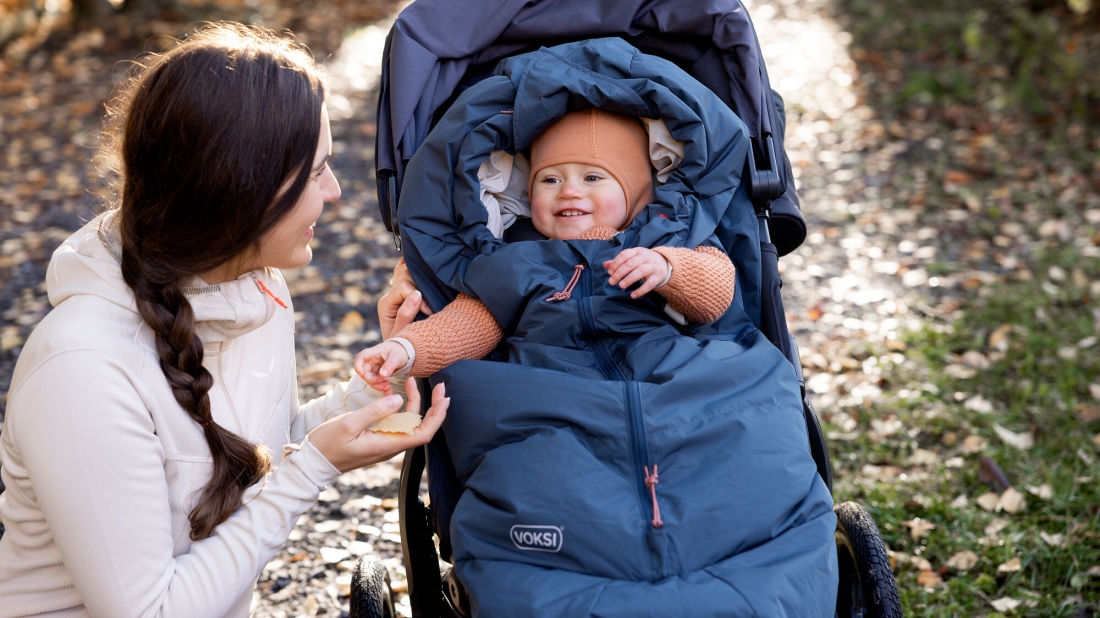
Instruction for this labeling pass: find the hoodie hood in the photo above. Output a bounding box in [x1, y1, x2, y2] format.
[47, 211, 281, 343]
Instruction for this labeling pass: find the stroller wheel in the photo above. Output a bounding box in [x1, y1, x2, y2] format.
[834, 502, 902, 618]
[350, 556, 396, 618]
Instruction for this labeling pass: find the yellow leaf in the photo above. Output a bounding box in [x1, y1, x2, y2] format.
[993, 424, 1034, 450]
[1026, 484, 1053, 500]
[945, 550, 979, 571]
[988, 324, 1012, 352]
[997, 557, 1023, 574]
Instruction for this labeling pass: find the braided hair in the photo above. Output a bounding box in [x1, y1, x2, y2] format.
[101, 23, 325, 540]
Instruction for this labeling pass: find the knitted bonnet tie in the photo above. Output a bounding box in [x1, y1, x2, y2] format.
[528, 108, 654, 229]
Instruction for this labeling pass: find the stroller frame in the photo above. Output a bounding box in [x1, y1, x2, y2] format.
[352, 2, 903, 616]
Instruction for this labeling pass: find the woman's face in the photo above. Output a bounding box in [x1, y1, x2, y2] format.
[251, 104, 340, 271]
[204, 104, 339, 284]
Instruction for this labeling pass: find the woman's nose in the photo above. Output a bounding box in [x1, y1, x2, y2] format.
[322, 168, 342, 202]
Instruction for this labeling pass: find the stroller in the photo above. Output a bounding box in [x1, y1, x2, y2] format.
[350, 1, 902, 617]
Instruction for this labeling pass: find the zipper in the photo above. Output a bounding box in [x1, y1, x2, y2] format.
[572, 260, 662, 529]
[576, 265, 625, 381]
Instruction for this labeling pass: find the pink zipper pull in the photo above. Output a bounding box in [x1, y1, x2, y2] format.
[643, 465, 663, 529]
[545, 264, 585, 302]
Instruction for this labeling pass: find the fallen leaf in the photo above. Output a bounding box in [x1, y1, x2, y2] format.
[945, 550, 979, 571]
[944, 170, 973, 185]
[909, 448, 939, 466]
[1094, 433, 1100, 446]
[985, 518, 1010, 536]
[993, 424, 1034, 450]
[1025, 484, 1053, 500]
[1089, 383, 1100, 400]
[997, 557, 1023, 574]
[990, 597, 1021, 613]
[368, 411, 423, 434]
[338, 310, 365, 334]
[962, 434, 988, 453]
[1000, 487, 1027, 513]
[989, 324, 1012, 352]
[917, 570, 944, 587]
[946, 363, 978, 379]
[1039, 531, 1064, 547]
[910, 556, 933, 571]
[950, 494, 968, 508]
[979, 456, 1012, 492]
[977, 492, 1001, 511]
[965, 394, 994, 414]
[961, 350, 991, 369]
[904, 518, 936, 541]
[1078, 405, 1100, 424]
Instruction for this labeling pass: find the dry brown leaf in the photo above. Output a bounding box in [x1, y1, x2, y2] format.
[962, 434, 988, 453]
[1000, 487, 1027, 514]
[338, 310, 365, 334]
[369, 412, 423, 434]
[944, 170, 973, 185]
[976, 492, 1001, 511]
[965, 395, 994, 414]
[961, 350, 991, 369]
[988, 324, 1012, 352]
[944, 550, 978, 571]
[997, 557, 1023, 574]
[1094, 433, 1100, 446]
[904, 518, 936, 541]
[917, 570, 944, 588]
[909, 556, 933, 571]
[1079, 406, 1100, 424]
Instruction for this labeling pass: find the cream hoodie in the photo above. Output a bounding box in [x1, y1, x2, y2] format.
[0, 212, 380, 617]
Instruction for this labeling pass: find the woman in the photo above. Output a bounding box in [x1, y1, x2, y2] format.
[0, 23, 445, 617]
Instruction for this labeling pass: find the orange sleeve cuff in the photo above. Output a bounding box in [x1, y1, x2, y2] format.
[396, 294, 504, 376]
[652, 246, 735, 324]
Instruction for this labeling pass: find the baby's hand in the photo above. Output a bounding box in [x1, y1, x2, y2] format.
[605, 247, 670, 299]
[354, 341, 410, 393]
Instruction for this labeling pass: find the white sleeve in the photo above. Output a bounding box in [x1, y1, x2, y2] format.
[9, 350, 339, 618]
[290, 372, 381, 443]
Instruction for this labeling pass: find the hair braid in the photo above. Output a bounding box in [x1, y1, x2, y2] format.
[122, 254, 272, 540]
[104, 23, 323, 542]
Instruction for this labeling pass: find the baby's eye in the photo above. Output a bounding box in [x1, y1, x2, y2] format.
[541, 177, 560, 185]
[584, 174, 601, 182]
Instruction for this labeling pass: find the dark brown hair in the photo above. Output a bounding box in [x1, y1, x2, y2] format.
[101, 23, 325, 540]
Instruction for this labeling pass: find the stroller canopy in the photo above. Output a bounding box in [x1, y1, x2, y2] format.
[376, 0, 806, 255]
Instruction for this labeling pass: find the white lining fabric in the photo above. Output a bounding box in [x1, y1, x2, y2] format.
[478, 117, 685, 238]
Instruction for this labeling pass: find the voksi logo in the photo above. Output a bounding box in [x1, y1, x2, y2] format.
[510, 525, 563, 553]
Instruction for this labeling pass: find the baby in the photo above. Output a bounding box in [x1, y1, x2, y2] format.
[355, 108, 736, 388]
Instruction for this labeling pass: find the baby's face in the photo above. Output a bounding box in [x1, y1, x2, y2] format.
[530, 163, 628, 240]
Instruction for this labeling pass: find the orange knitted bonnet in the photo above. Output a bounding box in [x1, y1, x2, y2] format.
[529, 108, 653, 229]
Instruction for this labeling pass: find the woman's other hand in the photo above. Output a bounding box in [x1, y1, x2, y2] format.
[377, 260, 432, 340]
[308, 377, 448, 472]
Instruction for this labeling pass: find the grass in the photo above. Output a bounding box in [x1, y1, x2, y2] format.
[825, 246, 1100, 616]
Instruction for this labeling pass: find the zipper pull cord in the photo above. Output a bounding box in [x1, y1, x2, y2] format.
[545, 264, 585, 302]
[643, 465, 664, 529]
[255, 278, 289, 309]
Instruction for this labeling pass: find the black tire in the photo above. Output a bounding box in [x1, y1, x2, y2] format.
[350, 556, 396, 618]
[834, 502, 902, 618]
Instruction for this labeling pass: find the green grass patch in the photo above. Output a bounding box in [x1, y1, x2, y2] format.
[826, 246, 1100, 615]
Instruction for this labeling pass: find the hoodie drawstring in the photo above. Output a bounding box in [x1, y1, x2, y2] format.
[545, 264, 585, 302]
[255, 278, 289, 309]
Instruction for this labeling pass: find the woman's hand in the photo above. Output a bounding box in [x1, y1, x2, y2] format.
[377, 260, 432, 340]
[308, 377, 448, 472]
[605, 247, 671, 299]
[354, 341, 411, 392]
